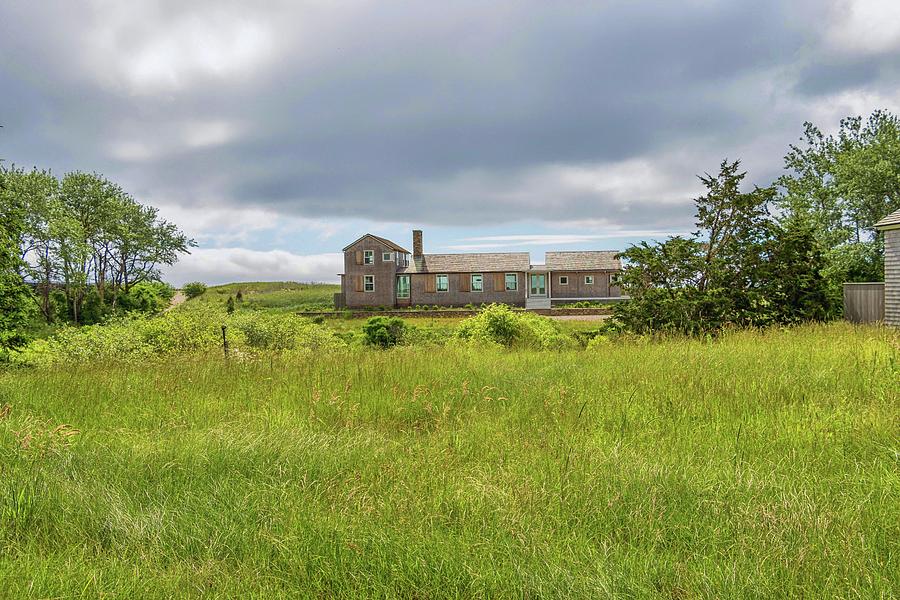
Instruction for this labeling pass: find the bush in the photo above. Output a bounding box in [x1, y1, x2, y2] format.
[229, 311, 343, 352]
[183, 282, 207, 299]
[362, 316, 408, 348]
[120, 281, 173, 314]
[16, 304, 346, 365]
[456, 304, 576, 350]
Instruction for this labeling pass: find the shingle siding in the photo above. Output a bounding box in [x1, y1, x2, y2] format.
[551, 270, 621, 298]
[409, 272, 526, 306]
[885, 229, 900, 326]
[342, 238, 400, 308]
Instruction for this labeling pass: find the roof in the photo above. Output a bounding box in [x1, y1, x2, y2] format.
[400, 252, 531, 273]
[342, 233, 410, 253]
[874, 208, 900, 230]
[544, 251, 620, 271]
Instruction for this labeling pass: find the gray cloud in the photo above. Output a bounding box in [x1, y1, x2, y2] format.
[2, 0, 900, 238]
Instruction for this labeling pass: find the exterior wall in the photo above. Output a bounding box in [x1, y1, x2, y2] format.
[410, 271, 526, 306]
[885, 229, 900, 326]
[343, 238, 399, 307]
[550, 270, 620, 298]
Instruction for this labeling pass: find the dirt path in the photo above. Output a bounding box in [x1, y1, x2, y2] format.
[167, 291, 187, 311]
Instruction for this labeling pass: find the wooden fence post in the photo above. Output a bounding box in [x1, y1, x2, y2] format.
[222, 325, 228, 357]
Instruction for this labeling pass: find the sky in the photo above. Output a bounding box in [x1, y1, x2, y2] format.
[2, 0, 900, 285]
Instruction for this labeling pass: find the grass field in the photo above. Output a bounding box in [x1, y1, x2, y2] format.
[195, 282, 340, 312]
[0, 323, 897, 597]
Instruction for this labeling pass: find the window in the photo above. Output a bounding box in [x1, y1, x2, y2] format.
[397, 253, 409, 267]
[364, 275, 375, 292]
[471, 273, 483, 292]
[364, 250, 374, 264]
[396, 275, 410, 299]
[585, 275, 594, 285]
[505, 273, 518, 291]
[382, 251, 392, 262]
[559, 276, 569, 285]
[436, 274, 449, 292]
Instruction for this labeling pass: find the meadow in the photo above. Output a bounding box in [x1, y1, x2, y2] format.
[195, 282, 341, 312]
[0, 320, 897, 598]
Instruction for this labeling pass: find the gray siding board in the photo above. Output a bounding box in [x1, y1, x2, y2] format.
[885, 229, 900, 326]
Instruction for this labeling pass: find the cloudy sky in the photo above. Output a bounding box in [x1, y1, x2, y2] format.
[2, 0, 899, 284]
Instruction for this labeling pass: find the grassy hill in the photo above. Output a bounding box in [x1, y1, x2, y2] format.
[194, 281, 340, 312]
[0, 323, 897, 597]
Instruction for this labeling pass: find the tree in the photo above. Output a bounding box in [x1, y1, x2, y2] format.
[615, 160, 778, 333]
[762, 216, 834, 322]
[777, 110, 900, 302]
[0, 166, 36, 352]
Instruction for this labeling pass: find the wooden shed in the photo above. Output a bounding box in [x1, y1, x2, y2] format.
[875, 208, 900, 326]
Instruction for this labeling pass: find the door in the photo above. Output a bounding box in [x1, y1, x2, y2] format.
[396, 275, 410, 302]
[530, 273, 546, 296]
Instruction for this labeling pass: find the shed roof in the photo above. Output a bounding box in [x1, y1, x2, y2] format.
[342, 233, 410, 253]
[544, 251, 620, 271]
[874, 208, 900, 230]
[400, 252, 531, 273]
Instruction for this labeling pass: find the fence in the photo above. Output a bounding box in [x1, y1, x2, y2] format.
[843, 283, 884, 323]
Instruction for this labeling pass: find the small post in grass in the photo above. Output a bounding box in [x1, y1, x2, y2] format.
[221, 325, 228, 358]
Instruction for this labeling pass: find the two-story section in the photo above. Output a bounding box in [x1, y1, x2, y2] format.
[339, 234, 410, 308]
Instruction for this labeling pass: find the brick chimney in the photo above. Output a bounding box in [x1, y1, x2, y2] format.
[412, 229, 423, 258]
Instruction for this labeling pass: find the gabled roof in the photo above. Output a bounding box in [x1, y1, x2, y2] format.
[342, 233, 410, 253]
[545, 251, 620, 271]
[400, 252, 531, 273]
[874, 208, 900, 230]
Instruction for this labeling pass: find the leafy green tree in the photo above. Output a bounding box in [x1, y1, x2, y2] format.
[0, 167, 36, 352]
[778, 110, 900, 300]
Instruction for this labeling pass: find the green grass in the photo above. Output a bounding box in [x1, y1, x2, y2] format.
[0, 323, 897, 597]
[194, 281, 340, 312]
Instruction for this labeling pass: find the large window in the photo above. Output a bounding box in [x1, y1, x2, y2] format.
[364, 275, 375, 292]
[364, 250, 374, 265]
[505, 273, 518, 291]
[471, 273, 483, 292]
[436, 274, 449, 292]
[396, 275, 410, 299]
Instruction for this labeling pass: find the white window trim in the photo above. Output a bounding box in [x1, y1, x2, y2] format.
[436, 274, 449, 292]
[559, 276, 569, 285]
[584, 275, 594, 285]
[382, 251, 393, 262]
[505, 273, 518, 291]
[364, 275, 375, 292]
[471, 273, 483, 292]
[363, 250, 374, 265]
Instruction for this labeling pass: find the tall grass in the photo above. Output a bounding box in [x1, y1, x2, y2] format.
[0, 323, 897, 597]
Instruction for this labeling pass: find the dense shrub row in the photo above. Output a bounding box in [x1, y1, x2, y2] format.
[14, 303, 635, 364]
[17, 304, 345, 365]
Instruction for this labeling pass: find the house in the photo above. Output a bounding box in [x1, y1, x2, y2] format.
[875, 208, 900, 326]
[338, 230, 622, 309]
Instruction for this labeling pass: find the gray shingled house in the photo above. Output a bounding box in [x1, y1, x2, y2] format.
[338, 230, 622, 309]
[875, 208, 900, 326]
